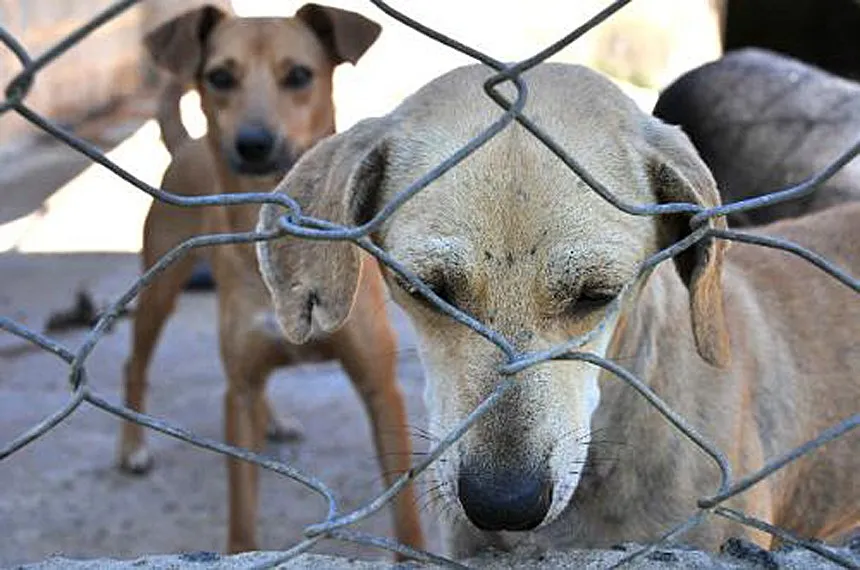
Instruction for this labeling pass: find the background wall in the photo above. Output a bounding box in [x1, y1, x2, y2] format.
[0, 0, 723, 153]
[0, 1, 144, 150]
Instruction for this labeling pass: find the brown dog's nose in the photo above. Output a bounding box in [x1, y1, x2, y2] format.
[235, 124, 276, 164]
[457, 465, 553, 531]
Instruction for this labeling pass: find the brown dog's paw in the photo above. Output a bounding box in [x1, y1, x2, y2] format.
[266, 414, 304, 443]
[119, 446, 154, 475]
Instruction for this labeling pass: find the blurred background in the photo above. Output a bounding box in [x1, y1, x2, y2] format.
[0, 0, 723, 254]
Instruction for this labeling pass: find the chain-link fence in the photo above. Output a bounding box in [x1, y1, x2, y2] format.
[2, 0, 859, 568]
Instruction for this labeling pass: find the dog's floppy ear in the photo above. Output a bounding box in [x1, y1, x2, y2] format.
[296, 4, 382, 65]
[257, 118, 389, 344]
[644, 120, 731, 368]
[144, 5, 227, 78]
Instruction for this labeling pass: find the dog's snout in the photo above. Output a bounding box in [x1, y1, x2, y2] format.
[235, 124, 276, 163]
[457, 465, 553, 531]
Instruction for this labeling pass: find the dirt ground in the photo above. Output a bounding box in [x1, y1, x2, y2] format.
[0, 95, 442, 567]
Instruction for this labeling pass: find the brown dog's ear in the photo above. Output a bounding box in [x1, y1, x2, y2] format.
[256, 118, 389, 344]
[296, 4, 382, 65]
[144, 5, 227, 78]
[644, 120, 731, 367]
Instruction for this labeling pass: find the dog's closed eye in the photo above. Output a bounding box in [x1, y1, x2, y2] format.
[567, 287, 621, 316]
[392, 272, 457, 311]
[549, 275, 624, 319]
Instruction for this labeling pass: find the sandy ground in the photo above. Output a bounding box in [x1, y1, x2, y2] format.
[17, 544, 860, 570]
[0, 258, 438, 567]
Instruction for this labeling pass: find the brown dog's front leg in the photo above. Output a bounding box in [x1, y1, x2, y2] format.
[119, 252, 196, 474]
[224, 384, 266, 552]
[334, 265, 425, 555]
[355, 363, 425, 555]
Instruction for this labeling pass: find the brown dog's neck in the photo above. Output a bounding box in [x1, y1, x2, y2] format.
[585, 266, 715, 469]
[564, 265, 731, 546]
[201, 133, 285, 232]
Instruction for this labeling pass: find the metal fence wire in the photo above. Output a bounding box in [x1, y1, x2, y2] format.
[1, 0, 859, 568]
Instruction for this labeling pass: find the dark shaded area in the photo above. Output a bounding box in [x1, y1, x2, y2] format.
[725, 0, 860, 79]
[654, 49, 860, 227]
[44, 290, 131, 333]
[721, 537, 779, 570]
[0, 96, 154, 226]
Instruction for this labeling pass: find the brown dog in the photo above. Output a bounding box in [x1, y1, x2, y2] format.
[119, 4, 423, 554]
[257, 63, 859, 558]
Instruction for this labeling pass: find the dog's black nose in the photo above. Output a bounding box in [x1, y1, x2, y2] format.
[457, 465, 553, 531]
[235, 124, 276, 163]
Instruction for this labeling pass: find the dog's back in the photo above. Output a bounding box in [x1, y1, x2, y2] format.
[594, 202, 860, 547]
[721, 203, 859, 539]
[654, 48, 860, 226]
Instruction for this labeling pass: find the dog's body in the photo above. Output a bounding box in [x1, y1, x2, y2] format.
[120, 5, 423, 553]
[257, 63, 859, 557]
[654, 48, 860, 227]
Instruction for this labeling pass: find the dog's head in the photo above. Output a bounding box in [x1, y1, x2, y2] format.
[257, 63, 728, 534]
[144, 3, 381, 176]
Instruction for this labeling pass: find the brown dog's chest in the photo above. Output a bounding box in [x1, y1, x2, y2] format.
[252, 309, 334, 364]
[210, 242, 336, 367]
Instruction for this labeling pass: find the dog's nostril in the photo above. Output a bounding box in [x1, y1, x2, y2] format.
[235, 125, 276, 163]
[457, 466, 553, 532]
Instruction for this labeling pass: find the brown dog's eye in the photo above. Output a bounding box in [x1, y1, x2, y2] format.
[281, 65, 314, 89]
[205, 68, 238, 90]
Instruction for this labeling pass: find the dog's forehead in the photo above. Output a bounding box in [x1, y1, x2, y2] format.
[382, 64, 657, 271]
[385, 190, 649, 278]
[206, 18, 328, 66]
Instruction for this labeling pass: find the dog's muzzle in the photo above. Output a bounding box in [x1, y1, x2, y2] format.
[230, 123, 293, 176]
[457, 464, 553, 531]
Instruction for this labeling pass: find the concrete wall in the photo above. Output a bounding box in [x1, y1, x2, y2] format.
[227, 0, 722, 133]
[0, 0, 723, 154]
[0, 0, 149, 150]
[19, 543, 860, 569]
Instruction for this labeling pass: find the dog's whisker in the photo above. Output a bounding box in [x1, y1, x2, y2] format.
[414, 480, 451, 511]
[375, 450, 435, 458]
[583, 439, 629, 448]
[415, 481, 448, 501]
[420, 493, 453, 517]
[372, 424, 439, 440]
[406, 425, 444, 441]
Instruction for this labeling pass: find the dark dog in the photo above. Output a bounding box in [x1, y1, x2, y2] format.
[654, 48, 860, 226]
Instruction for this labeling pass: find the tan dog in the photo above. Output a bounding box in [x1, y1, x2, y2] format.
[257, 63, 859, 558]
[119, 4, 423, 554]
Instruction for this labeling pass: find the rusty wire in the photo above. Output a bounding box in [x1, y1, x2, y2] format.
[1, 0, 859, 568]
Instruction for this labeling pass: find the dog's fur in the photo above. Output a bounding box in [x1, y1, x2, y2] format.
[654, 48, 860, 227]
[257, 63, 859, 558]
[119, 4, 423, 553]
